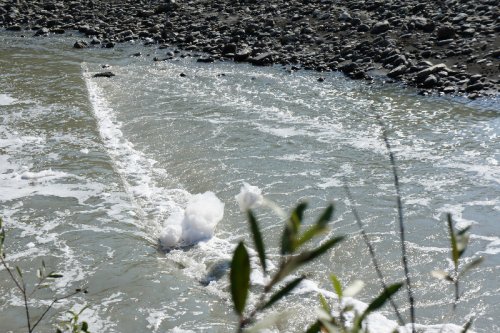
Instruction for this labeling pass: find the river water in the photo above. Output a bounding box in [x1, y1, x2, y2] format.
[0, 33, 498, 333]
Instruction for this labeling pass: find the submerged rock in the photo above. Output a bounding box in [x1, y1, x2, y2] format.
[93, 72, 116, 78]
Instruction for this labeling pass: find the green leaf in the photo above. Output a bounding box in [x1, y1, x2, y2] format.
[271, 236, 344, 289]
[15, 266, 23, 279]
[262, 276, 305, 310]
[304, 320, 322, 333]
[281, 224, 294, 255]
[295, 205, 333, 249]
[247, 210, 267, 274]
[330, 274, 343, 300]
[297, 236, 344, 265]
[447, 214, 459, 269]
[354, 283, 404, 330]
[365, 283, 404, 313]
[315, 204, 334, 228]
[290, 202, 307, 232]
[281, 202, 307, 255]
[81, 321, 89, 332]
[319, 293, 331, 313]
[459, 257, 484, 278]
[230, 242, 250, 316]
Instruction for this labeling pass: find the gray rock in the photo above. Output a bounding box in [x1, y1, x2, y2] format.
[423, 74, 438, 88]
[387, 64, 408, 78]
[415, 63, 448, 82]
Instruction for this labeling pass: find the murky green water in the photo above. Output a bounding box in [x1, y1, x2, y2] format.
[0, 33, 498, 332]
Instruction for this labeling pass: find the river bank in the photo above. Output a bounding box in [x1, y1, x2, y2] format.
[1, 0, 499, 98]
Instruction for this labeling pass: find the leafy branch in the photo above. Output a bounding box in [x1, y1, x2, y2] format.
[230, 203, 344, 331]
[0, 217, 88, 333]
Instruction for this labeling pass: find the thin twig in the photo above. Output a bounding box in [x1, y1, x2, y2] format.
[31, 288, 84, 332]
[343, 183, 405, 325]
[0, 258, 24, 293]
[376, 114, 416, 333]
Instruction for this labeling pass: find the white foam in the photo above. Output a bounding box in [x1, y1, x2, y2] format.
[0, 93, 16, 106]
[159, 192, 224, 249]
[20, 169, 72, 180]
[235, 182, 264, 212]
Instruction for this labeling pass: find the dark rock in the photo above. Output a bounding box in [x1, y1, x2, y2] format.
[340, 62, 358, 73]
[423, 74, 438, 88]
[34, 28, 49, 37]
[249, 52, 274, 66]
[414, 17, 435, 32]
[371, 21, 391, 34]
[357, 24, 370, 32]
[466, 83, 484, 92]
[6, 25, 22, 31]
[73, 40, 88, 49]
[436, 26, 455, 40]
[179, 72, 186, 77]
[93, 72, 116, 78]
[222, 43, 237, 55]
[387, 64, 408, 78]
[487, 49, 500, 58]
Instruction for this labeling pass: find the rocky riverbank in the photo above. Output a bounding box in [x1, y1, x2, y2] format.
[1, 0, 499, 98]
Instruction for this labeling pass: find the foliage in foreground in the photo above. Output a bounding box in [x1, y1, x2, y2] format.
[229, 116, 482, 333]
[230, 200, 479, 333]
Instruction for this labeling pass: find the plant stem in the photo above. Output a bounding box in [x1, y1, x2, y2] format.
[343, 183, 405, 326]
[377, 115, 416, 333]
[1, 258, 32, 332]
[31, 289, 84, 332]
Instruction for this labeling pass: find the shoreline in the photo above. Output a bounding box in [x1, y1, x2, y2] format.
[1, 0, 499, 99]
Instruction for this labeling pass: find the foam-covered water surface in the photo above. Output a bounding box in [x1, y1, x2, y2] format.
[0, 33, 499, 332]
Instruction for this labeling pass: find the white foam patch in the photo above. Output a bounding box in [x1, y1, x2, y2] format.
[159, 192, 224, 249]
[0, 93, 16, 106]
[235, 182, 264, 212]
[20, 169, 73, 180]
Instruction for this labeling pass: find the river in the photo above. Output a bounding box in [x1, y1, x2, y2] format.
[0, 33, 499, 333]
